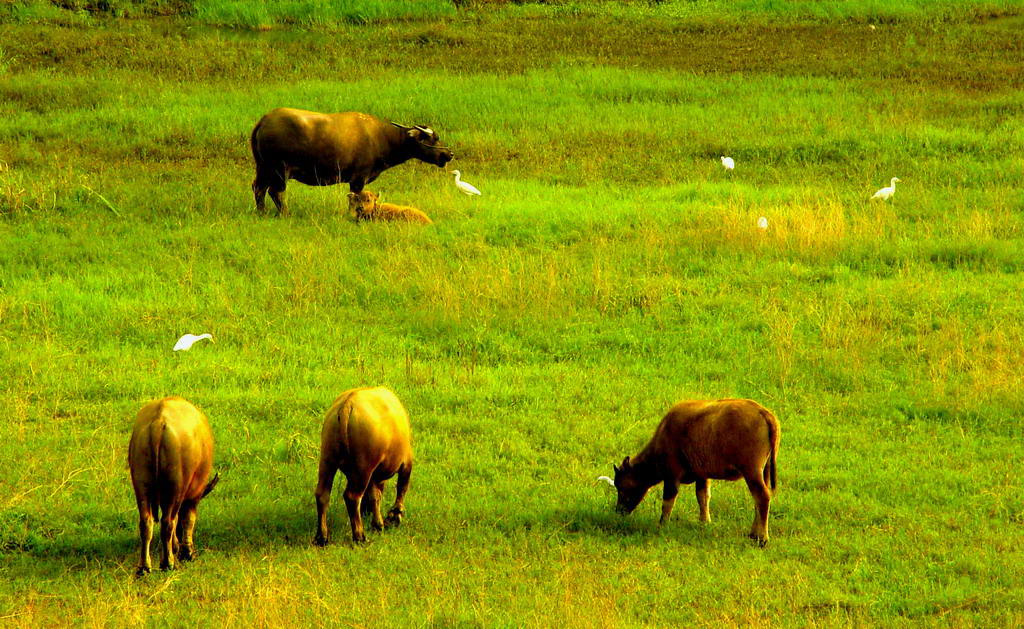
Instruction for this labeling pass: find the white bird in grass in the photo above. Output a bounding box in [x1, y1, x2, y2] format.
[173, 333, 212, 352]
[757, 216, 769, 230]
[721, 156, 735, 171]
[451, 170, 481, 196]
[871, 177, 901, 201]
[596, 475, 615, 487]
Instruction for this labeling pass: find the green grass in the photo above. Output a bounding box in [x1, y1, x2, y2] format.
[2, 2, 1024, 627]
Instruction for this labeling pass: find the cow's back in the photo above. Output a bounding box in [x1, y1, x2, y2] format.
[252, 108, 382, 163]
[659, 399, 773, 480]
[322, 387, 411, 474]
[129, 397, 214, 502]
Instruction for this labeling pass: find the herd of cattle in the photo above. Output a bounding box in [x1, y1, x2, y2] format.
[125, 108, 783, 576]
[128, 388, 780, 576]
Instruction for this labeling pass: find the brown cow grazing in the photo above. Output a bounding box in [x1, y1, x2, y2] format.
[314, 387, 414, 545]
[348, 190, 433, 225]
[128, 396, 219, 575]
[610, 398, 780, 545]
[250, 108, 453, 215]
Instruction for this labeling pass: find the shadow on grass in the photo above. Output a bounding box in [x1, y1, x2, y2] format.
[487, 492, 784, 549]
[0, 495, 318, 572]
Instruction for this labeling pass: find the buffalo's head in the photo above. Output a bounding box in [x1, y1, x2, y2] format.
[613, 456, 651, 515]
[393, 122, 454, 168]
[348, 190, 378, 219]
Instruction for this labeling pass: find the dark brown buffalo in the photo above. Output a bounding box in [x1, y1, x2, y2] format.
[314, 387, 414, 545]
[250, 108, 453, 215]
[128, 396, 219, 575]
[612, 398, 780, 545]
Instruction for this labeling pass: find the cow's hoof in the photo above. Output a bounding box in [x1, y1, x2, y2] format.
[178, 547, 195, 562]
[159, 563, 175, 572]
[748, 533, 769, 547]
[385, 509, 404, 527]
[371, 520, 384, 532]
[313, 534, 329, 547]
[352, 533, 367, 544]
[135, 566, 151, 577]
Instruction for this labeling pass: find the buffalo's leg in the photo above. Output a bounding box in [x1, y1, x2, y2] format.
[660, 479, 679, 525]
[343, 472, 373, 543]
[136, 499, 155, 576]
[159, 502, 181, 571]
[696, 478, 711, 523]
[313, 459, 338, 546]
[254, 166, 286, 215]
[177, 500, 198, 561]
[252, 175, 268, 213]
[366, 481, 386, 532]
[744, 473, 772, 546]
[385, 462, 412, 527]
[268, 182, 288, 217]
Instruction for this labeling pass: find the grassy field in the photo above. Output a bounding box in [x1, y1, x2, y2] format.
[2, 1, 1024, 626]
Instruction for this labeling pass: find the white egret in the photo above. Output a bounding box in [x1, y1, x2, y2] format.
[452, 170, 481, 196]
[173, 333, 212, 352]
[596, 475, 615, 487]
[757, 216, 768, 230]
[721, 156, 735, 171]
[871, 177, 901, 201]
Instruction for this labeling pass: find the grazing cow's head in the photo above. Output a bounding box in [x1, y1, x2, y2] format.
[613, 456, 651, 515]
[393, 122, 454, 168]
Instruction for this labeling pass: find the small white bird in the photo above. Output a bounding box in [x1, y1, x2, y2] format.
[721, 156, 735, 171]
[757, 216, 769, 230]
[871, 177, 901, 201]
[596, 475, 615, 487]
[173, 333, 212, 352]
[452, 170, 481, 196]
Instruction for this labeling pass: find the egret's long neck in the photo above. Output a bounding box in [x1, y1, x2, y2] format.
[891, 178, 898, 187]
[454, 172, 461, 184]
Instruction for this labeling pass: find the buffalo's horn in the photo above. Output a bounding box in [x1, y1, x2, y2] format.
[596, 475, 615, 487]
[390, 121, 412, 129]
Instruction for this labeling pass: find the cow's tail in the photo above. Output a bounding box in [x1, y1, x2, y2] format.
[201, 472, 220, 498]
[250, 117, 264, 162]
[149, 414, 166, 501]
[760, 408, 780, 494]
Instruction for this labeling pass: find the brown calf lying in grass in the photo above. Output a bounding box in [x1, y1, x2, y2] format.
[314, 387, 414, 544]
[128, 397, 219, 575]
[348, 190, 433, 224]
[611, 398, 780, 545]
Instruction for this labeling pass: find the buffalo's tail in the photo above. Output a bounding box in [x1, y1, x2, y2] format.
[149, 414, 166, 502]
[760, 408, 780, 493]
[250, 117, 264, 162]
[201, 472, 220, 498]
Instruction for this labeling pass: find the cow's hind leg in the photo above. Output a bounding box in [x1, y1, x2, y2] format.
[385, 462, 412, 527]
[254, 166, 287, 215]
[313, 459, 338, 546]
[744, 471, 772, 546]
[343, 472, 373, 543]
[365, 481, 386, 532]
[135, 498, 155, 576]
[177, 500, 198, 561]
[159, 501, 182, 571]
[268, 180, 288, 217]
[252, 172, 269, 213]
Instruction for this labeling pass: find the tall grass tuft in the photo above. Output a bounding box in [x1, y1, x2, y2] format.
[192, 0, 456, 28]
